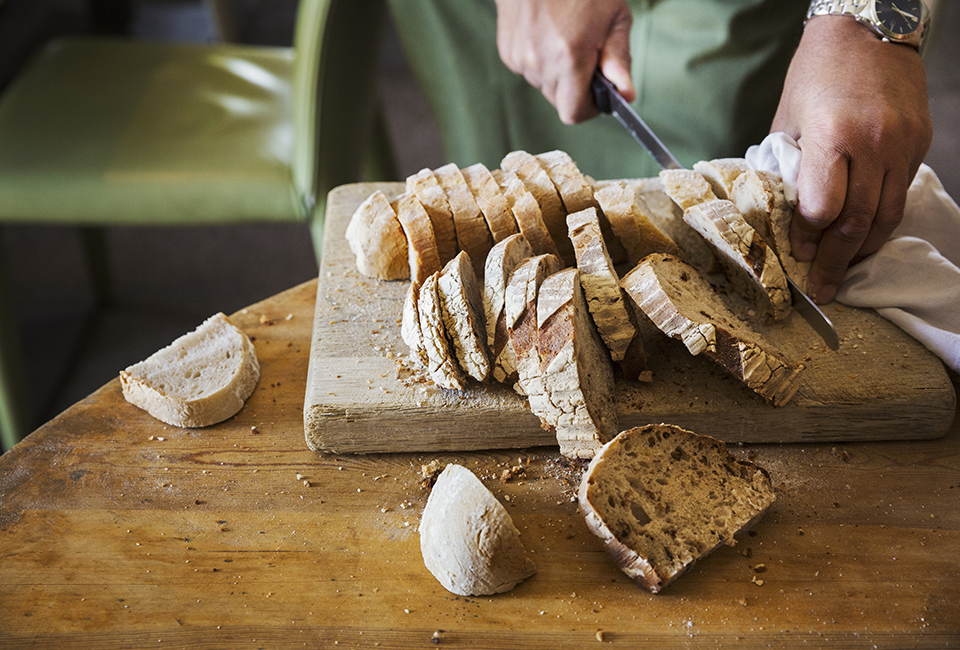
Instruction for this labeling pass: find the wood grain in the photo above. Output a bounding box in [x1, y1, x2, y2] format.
[304, 183, 956, 454]
[1, 265, 958, 648]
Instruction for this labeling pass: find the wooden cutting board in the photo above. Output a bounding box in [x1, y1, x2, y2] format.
[304, 182, 956, 454]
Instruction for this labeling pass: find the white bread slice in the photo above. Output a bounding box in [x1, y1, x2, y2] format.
[401, 279, 429, 368]
[501, 150, 575, 264]
[435, 163, 493, 281]
[418, 272, 467, 390]
[594, 181, 681, 266]
[482, 233, 534, 383]
[420, 464, 536, 596]
[345, 190, 409, 280]
[491, 168, 560, 259]
[693, 158, 750, 200]
[461, 162, 520, 244]
[578, 424, 776, 593]
[406, 168, 459, 265]
[532, 268, 618, 459]
[567, 207, 649, 381]
[438, 251, 491, 382]
[659, 168, 718, 211]
[120, 312, 259, 427]
[504, 253, 563, 394]
[683, 199, 791, 321]
[732, 169, 811, 294]
[621, 254, 801, 407]
[394, 192, 442, 285]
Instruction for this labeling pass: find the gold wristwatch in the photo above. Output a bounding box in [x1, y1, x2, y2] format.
[806, 0, 930, 53]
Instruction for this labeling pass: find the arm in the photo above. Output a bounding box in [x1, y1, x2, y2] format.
[494, 0, 634, 125]
[771, 15, 932, 304]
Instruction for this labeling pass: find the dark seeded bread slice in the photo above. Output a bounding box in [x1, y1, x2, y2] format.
[578, 424, 776, 593]
[620, 254, 802, 407]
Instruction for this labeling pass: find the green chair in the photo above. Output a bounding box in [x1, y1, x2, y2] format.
[0, 0, 397, 450]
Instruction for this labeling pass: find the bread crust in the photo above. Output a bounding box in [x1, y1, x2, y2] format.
[492, 168, 560, 260]
[483, 234, 534, 383]
[438, 251, 492, 382]
[345, 190, 409, 280]
[395, 192, 442, 285]
[435, 163, 493, 281]
[594, 181, 681, 266]
[407, 168, 459, 265]
[502, 150, 575, 264]
[461, 162, 520, 244]
[418, 272, 467, 390]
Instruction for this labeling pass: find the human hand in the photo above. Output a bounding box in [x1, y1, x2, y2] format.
[771, 15, 932, 304]
[494, 0, 634, 124]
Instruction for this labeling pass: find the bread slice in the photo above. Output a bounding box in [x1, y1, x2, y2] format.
[532, 268, 618, 459]
[683, 199, 791, 321]
[621, 254, 801, 407]
[578, 424, 776, 593]
[406, 168, 459, 265]
[401, 279, 429, 368]
[482, 233, 534, 383]
[594, 181, 681, 266]
[567, 207, 649, 381]
[732, 169, 811, 294]
[693, 158, 750, 200]
[120, 312, 259, 427]
[345, 190, 409, 280]
[461, 162, 520, 244]
[491, 168, 560, 259]
[659, 169, 718, 211]
[420, 464, 536, 596]
[438, 251, 491, 382]
[504, 253, 563, 395]
[641, 177, 717, 273]
[435, 163, 493, 281]
[417, 272, 467, 390]
[501, 150, 574, 264]
[394, 192, 442, 285]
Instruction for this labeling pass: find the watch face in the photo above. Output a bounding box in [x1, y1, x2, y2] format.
[874, 0, 924, 37]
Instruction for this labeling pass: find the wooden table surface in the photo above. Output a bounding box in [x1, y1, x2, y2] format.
[2, 246, 959, 647]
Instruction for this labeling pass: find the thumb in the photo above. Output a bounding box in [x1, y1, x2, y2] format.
[599, 10, 634, 102]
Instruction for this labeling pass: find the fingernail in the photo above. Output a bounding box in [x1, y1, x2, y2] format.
[814, 284, 837, 305]
[797, 242, 817, 263]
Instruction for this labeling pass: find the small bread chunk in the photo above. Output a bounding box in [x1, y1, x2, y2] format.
[693, 158, 751, 200]
[567, 207, 649, 381]
[578, 424, 776, 593]
[659, 169, 717, 211]
[120, 313, 259, 427]
[594, 181, 681, 266]
[621, 254, 801, 407]
[435, 163, 493, 281]
[532, 268, 618, 459]
[492, 168, 560, 259]
[501, 150, 575, 264]
[504, 253, 563, 395]
[345, 190, 409, 280]
[732, 169, 811, 294]
[420, 464, 536, 596]
[438, 251, 491, 382]
[418, 272, 467, 390]
[406, 168, 459, 265]
[483, 234, 534, 383]
[401, 280, 428, 368]
[395, 192, 442, 285]
[461, 162, 520, 244]
[683, 199, 791, 321]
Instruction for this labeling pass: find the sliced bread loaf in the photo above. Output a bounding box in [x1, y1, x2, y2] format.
[683, 199, 791, 321]
[120, 312, 260, 427]
[578, 424, 776, 593]
[461, 162, 520, 244]
[406, 168, 459, 265]
[483, 233, 534, 383]
[420, 464, 536, 596]
[621, 254, 802, 407]
[395, 192, 442, 285]
[438, 251, 491, 383]
[532, 268, 618, 459]
[345, 189, 409, 280]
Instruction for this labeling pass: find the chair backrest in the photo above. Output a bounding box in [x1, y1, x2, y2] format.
[290, 0, 389, 213]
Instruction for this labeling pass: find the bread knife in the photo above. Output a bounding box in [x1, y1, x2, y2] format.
[591, 71, 840, 350]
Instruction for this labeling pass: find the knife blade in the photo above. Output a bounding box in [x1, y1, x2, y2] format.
[591, 70, 840, 350]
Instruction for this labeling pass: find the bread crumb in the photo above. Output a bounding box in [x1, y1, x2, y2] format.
[751, 576, 764, 587]
[737, 597, 748, 606]
[595, 629, 604, 642]
[753, 564, 767, 573]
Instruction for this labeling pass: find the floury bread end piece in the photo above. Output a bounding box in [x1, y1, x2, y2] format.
[621, 254, 802, 407]
[120, 313, 260, 428]
[578, 424, 776, 594]
[345, 190, 409, 280]
[483, 234, 534, 383]
[420, 464, 536, 596]
[438, 251, 491, 383]
[683, 199, 791, 322]
[531, 268, 618, 459]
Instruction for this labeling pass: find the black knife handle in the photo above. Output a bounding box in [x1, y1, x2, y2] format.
[591, 71, 613, 115]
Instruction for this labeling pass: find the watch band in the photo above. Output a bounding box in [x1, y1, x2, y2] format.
[806, 0, 871, 22]
[805, 0, 929, 52]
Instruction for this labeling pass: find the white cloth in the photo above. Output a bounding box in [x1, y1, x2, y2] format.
[746, 132, 960, 373]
